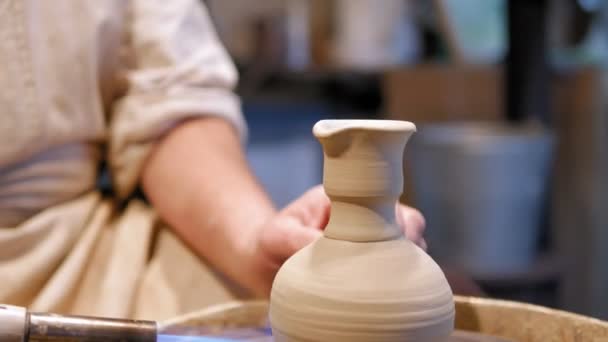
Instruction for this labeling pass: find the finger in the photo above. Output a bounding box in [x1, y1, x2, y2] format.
[396, 204, 426, 244]
[261, 217, 322, 263]
[281, 185, 331, 229]
[418, 238, 428, 252]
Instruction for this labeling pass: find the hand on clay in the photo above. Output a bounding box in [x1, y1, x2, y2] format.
[244, 185, 328, 296]
[396, 201, 427, 251]
[247, 185, 427, 297]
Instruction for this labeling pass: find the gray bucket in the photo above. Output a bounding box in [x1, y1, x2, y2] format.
[407, 121, 555, 278]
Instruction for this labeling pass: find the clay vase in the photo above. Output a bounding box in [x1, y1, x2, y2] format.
[269, 119, 455, 341]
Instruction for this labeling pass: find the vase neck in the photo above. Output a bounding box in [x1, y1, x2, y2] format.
[324, 198, 402, 242]
[313, 119, 415, 243]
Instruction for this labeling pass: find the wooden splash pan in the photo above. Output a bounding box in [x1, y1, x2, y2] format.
[160, 296, 608, 341]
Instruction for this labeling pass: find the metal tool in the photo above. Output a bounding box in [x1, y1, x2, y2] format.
[0, 304, 157, 342]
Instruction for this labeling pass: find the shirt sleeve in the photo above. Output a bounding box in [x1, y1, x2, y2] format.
[108, 0, 247, 199]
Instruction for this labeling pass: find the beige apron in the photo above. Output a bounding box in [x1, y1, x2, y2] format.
[0, 187, 247, 321]
[0, 0, 249, 320]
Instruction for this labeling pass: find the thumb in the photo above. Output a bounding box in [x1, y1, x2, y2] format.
[281, 185, 331, 229]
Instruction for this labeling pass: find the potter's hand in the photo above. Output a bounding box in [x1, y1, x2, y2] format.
[396, 203, 427, 251]
[256, 186, 427, 266]
[249, 185, 427, 296]
[248, 185, 329, 296]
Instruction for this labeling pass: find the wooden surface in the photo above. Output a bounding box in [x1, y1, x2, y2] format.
[383, 64, 601, 123]
[384, 64, 503, 123]
[455, 296, 608, 341]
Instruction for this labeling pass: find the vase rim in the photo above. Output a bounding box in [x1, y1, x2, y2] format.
[313, 119, 416, 138]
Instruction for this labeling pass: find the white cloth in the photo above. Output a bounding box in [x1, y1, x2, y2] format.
[0, 0, 249, 320]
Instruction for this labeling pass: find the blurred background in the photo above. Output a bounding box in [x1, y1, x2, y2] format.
[203, 0, 608, 319]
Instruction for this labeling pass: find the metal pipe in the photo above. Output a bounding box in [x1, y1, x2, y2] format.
[0, 304, 26, 342]
[0, 304, 157, 342]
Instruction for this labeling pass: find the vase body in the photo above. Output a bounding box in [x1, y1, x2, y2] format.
[269, 120, 455, 341]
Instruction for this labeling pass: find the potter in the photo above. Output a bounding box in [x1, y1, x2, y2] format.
[270, 120, 455, 341]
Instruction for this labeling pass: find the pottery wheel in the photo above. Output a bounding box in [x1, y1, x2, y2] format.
[160, 302, 514, 342]
[251, 331, 512, 341]
[269, 331, 510, 341]
[159, 331, 512, 341]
